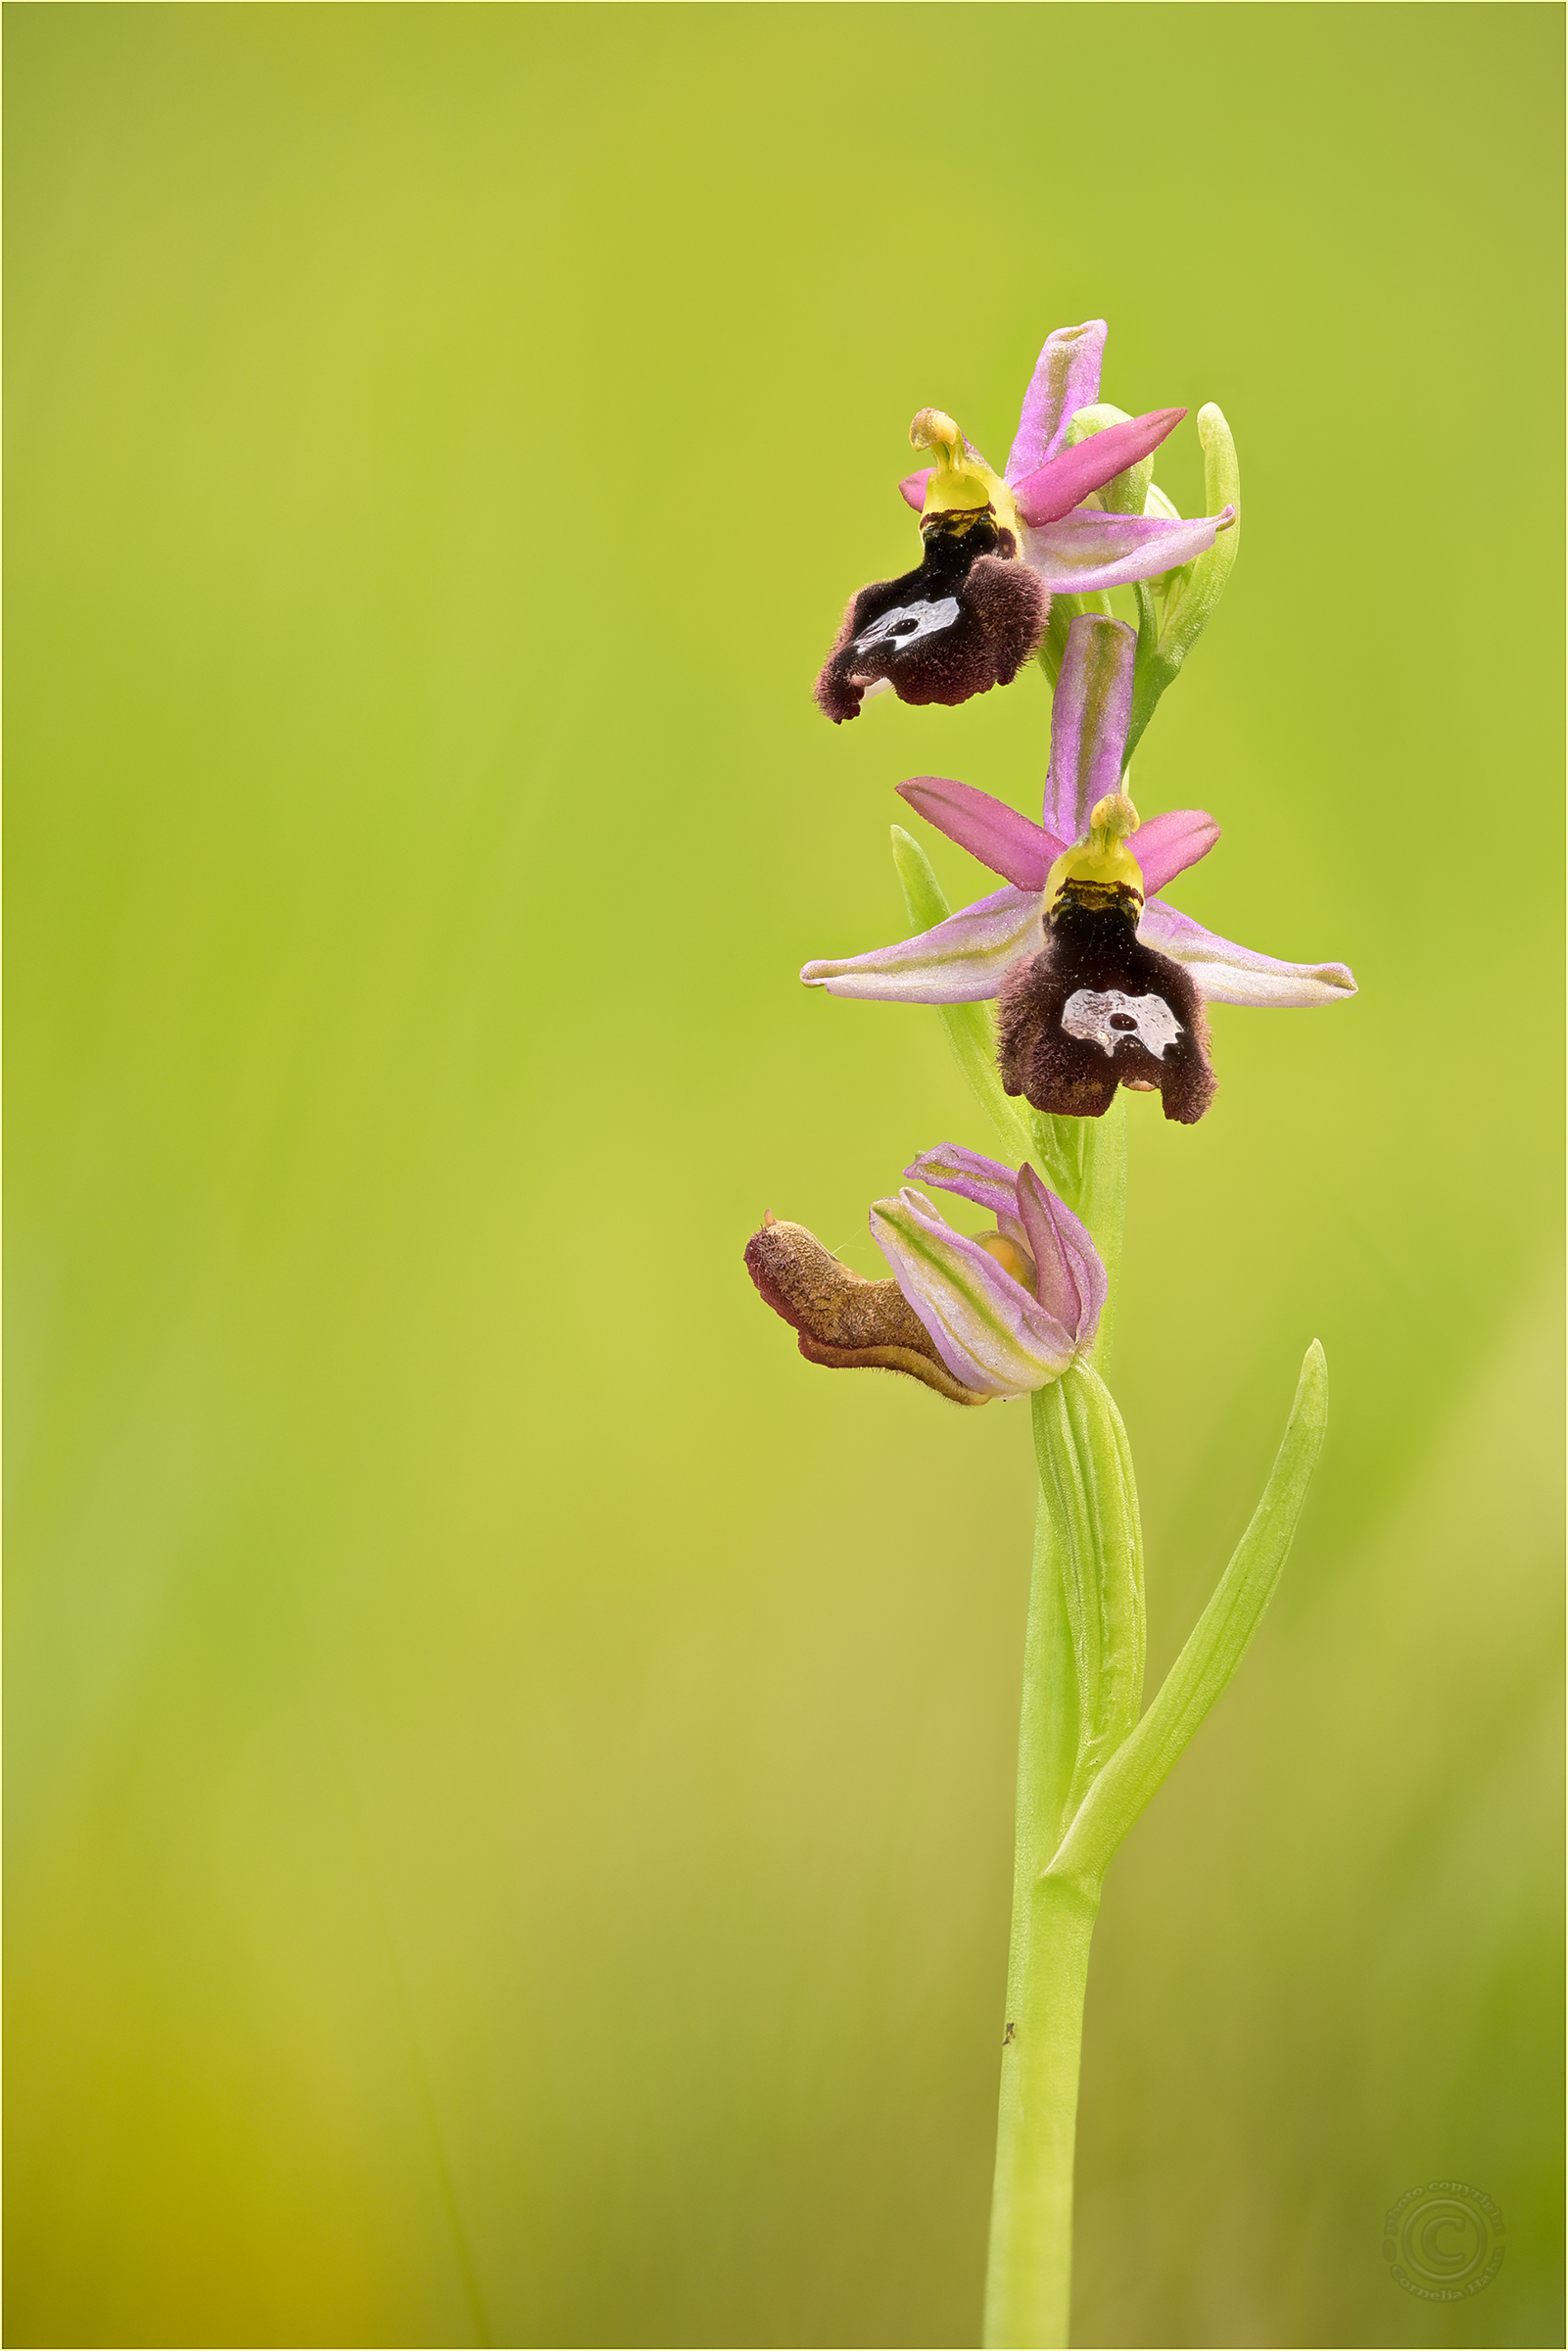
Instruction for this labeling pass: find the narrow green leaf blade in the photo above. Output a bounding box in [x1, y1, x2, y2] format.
[890, 820, 950, 934]
[1050, 1340, 1327, 1886]
[1031, 1364, 1146, 1826]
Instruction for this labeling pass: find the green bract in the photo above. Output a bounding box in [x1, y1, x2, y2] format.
[1127, 402, 1242, 759]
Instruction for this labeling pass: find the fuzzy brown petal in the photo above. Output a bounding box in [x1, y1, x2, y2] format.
[997, 890, 1216, 1125]
[743, 1217, 989, 1407]
[813, 516, 1048, 724]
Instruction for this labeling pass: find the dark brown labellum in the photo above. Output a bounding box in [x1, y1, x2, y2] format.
[997, 884, 1216, 1124]
[814, 511, 1048, 723]
[743, 1215, 988, 1405]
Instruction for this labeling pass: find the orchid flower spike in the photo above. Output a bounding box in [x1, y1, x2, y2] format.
[814, 319, 1236, 724]
[801, 611, 1356, 1111]
[744, 1148, 1106, 1405]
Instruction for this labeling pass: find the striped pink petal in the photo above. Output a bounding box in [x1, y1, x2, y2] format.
[1138, 898, 1357, 1007]
[1015, 1163, 1106, 1347]
[870, 1186, 1080, 1399]
[903, 1143, 1030, 1251]
[1006, 320, 1108, 481]
[1022, 504, 1236, 592]
[800, 885, 1039, 1005]
[1047, 614, 1137, 841]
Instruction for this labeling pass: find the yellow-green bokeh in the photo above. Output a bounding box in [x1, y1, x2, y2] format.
[7, 7, 1562, 2346]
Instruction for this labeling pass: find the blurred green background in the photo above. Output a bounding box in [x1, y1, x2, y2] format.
[7, 6, 1562, 2346]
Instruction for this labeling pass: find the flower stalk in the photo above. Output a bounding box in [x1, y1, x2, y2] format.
[888, 624, 1327, 2344]
[983, 1341, 1328, 2346]
[749, 314, 1349, 2347]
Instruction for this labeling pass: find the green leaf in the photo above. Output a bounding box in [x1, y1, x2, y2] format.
[1031, 1364, 1146, 1833]
[890, 820, 949, 934]
[1048, 1340, 1327, 1889]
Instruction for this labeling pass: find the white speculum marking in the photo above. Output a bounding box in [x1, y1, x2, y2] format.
[1062, 987, 1183, 1060]
[853, 597, 961, 654]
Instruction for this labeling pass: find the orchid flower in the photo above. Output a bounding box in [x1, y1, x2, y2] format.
[743, 1146, 1104, 1407]
[802, 611, 1355, 1120]
[814, 318, 1236, 723]
[761, 314, 1344, 2351]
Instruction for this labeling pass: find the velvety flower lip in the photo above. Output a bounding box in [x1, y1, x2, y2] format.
[801, 613, 1356, 1015]
[743, 1212, 986, 1406]
[819, 322, 1235, 720]
[998, 855, 1218, 1127]
[868, 1148, 1106, 1399]
[815, 506, 1049, 726]
[743, 1149, 1104, 1405]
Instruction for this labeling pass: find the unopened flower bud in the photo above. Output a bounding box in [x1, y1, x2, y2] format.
[1122, 402, 1241, 762]
[1161, 403, 1241, 655]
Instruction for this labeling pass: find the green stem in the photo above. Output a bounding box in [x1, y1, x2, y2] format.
[984, 1116, 1129, 2350]
[983, 1361, 1143, 2351]
[983, 1332, 1328, 2347]
[890, 639, 1309, 2349]
[1036, 1095, 1125, 1373]
[983, 1871, 1100, 2350]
